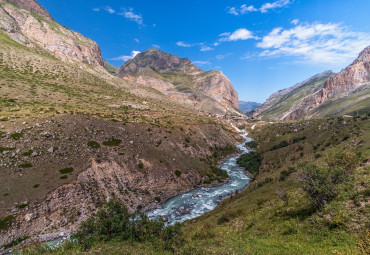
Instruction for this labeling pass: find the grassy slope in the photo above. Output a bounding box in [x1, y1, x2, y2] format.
[258, 76, 328, 120]
[42, 117, 369, 254]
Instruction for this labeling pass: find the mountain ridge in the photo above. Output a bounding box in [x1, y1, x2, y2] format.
[117, 48, 240, 113]
[251, 47, 370, 120]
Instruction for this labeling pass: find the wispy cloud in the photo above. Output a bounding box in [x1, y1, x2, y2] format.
[176, 41, 194, 47]
[257, 21, 370, 65]
[216, 53, 233, 60]
[111, 51, 141, 62]
[227, 0, 293, 15]
[93, 7, 143, 25]
[93, 6, 116, 14]
[176, 42, 214, 52]
[134, 38, 140, 43]
[119, 8, 143, 25]
[193, 61, 212, 66]
[152, 44, 160, 49]
[219, 28, 258, 42]
[200, 45, 214, 51]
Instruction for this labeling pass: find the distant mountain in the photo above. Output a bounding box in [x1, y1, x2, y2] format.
[238, 101, 261, 113]
[104, 61, 117, 74]
[117, 48, 240, 115]
[252, 46, 370, 120]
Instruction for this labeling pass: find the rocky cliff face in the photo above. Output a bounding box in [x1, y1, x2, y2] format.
[251, 71, 333, 118]
[252, 46, 370, 120]
[318, 46, 370, 103]
[0, 0, 51, 18]
[117, 49, 239, 113]
[283, 46, 370, 120]
[0, 0, 104, 68]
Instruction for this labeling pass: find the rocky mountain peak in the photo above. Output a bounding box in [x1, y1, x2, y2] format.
[116, 49, 199, 77]
[352, 45, 370, 65]
[0, 0, 52, 19]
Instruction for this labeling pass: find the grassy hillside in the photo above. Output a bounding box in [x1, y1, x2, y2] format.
[20, 116, 369, 254]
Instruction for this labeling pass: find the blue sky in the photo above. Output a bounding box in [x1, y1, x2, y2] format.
[38, 0, 370, 103]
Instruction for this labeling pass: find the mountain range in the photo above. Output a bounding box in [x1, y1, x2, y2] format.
[251, 47, 370, 120]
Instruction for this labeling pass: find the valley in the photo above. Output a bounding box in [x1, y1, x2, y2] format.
[0, 0, 369, 254]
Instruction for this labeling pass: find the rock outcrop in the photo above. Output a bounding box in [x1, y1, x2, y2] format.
[0, 0, 52, 18]
[117, 49, 240, 114]
[0, 0, 104, 68]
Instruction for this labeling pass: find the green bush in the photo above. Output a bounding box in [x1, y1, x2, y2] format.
[175, 170, 182, 177]
[298, 162, 348, 210]
[271, 140, 289, 150]
[237, 152, 261, 175]
[59, 167, 74, 174]
[103, 138, 122, 146]
[245, 140, 257, 149]
[74, 200, 182, 250]
[10, 132, 22, 140]
[87, 141, 100, 149]
[18, 163, 32, 168]
[21, 150, 33, 156]
[0, 215, 13, 231]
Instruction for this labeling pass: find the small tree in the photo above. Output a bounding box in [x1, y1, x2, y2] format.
[298, 162, 346, 210]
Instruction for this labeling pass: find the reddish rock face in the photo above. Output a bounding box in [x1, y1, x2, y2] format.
[322, 46, 370, 101]
[0, 0, 52, 19]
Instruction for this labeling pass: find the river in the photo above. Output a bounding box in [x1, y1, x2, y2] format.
[147, 131, 252, 224]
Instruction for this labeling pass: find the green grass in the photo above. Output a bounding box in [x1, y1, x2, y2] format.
[18, 203, 28, 209]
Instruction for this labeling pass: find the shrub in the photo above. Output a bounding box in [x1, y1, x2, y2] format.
[237, 152, 261, 175]
[33, 184, 40, 188]
[271, 140, 289, 150]
[325, 150, 359, 175]
[175, 170, 182, 177]
[245, 140, 257, 149]
[138, 162, 144, 169]
[0, 215, 14, 231]
[18, 203, 28, 209]
[18, 163, 32, 168]
[59, 167, 74, 174]
[74, 200, 182, 250]
[21, 150, 33, 156]
[60, 175, 68, 179]
[279, 167, 296, 181]
[87, 141, 100, 149]
[103, 138, 122, 146]
[10, 132, 22, 140]
[298, 162, 348, 210]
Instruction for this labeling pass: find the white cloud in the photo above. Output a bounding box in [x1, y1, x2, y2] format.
[193, 61, 211, 66]
[120, 8, 143, 25]
[227, 0, 293, 15]
[176, 41, 193, 47]
[257, 22, 370, 65]
[111, 51, 141, 62]
[291, 19, 299, 25]
[216, 53, 233, 60]
[134, 38, 140, 43]
[104, 6, 116, 14]
[260, 0, 291, 13]
[93, 8, 100, 12]
[200, 45, 214, 51]
[220, 28, 258, 42]
[152, 44, 160, 48]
